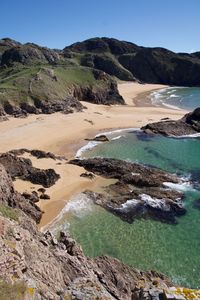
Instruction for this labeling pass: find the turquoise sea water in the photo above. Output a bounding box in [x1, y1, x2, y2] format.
[150, 86, 200, 110]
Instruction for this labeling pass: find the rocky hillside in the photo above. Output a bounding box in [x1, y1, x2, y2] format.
[65, 37, 200, 86]
[1, 36, 200, 120]
[0, 38, 124, 119]
[1, 153, 200, 300]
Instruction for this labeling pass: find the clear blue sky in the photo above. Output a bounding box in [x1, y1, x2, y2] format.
[1, 0, 200, 53]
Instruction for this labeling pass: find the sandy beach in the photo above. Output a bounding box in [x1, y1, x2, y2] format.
[0, 82, 187, 229]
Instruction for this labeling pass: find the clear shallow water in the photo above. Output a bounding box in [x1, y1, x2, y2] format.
[54, 131, 200, 289]
[150, 86, 200, 110]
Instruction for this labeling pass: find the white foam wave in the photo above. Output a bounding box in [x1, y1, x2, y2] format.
[111, 135, 122, 140]
[60, 193, 94, 217]
[163, 181, 194, 192]
[76, 128, 140, 158]
[76, 141, 101, 158]
[150, 87, 184, 110]
[169, 94, 179, 98]
[140, 194, 170, 211]
[118, 199, 139, 211]
[171, 133, 200, 138]
[97, 127, 139, 136]
[161, 102, 182, 110]
[42, 193, 94, 232]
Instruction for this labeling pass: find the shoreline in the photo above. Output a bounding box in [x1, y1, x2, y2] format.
[0, 82, 187, 229]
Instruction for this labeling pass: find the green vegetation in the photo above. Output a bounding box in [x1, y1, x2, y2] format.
[0, 204, 18, 221]
[0, 64, 103, 107]
[55, 66, 96, 85]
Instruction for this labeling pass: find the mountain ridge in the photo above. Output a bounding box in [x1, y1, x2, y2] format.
[1, 36, 200, 120]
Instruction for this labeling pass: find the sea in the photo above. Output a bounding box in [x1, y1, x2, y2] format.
[52, 87, 200, 289]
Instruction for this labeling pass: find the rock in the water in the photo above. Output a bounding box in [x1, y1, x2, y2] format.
[142, 107, 200, 136]
[85, 134, 109, 142]
[70, 158, 186, 224]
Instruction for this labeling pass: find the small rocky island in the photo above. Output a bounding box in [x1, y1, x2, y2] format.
[142, 107, 200, 136]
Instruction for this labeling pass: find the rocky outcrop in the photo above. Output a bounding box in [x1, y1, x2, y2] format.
[72, 70, 125, 105]
[1, 43, 62, 66]
[1, 96, 84, 119]
[70, 158, 186, 224]
[0, 152, 60, 187]
[85, 134, 109, 142]
[9, 148, 60, 160]
[142, 107, 200, 136]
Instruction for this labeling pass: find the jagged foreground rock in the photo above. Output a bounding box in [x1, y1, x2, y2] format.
[142, 107, 200, 136]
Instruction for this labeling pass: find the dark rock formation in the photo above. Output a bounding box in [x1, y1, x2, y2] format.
[70, 158, 186, 224]
[85, 134, 109, 142]
[142, 107, 200, 136]
[0, 152, 60, 187]
[80, 172, 95, 179]
[22, 191, 39, 203]
[1, 43, 62, 66]
[73, 73, 125, 105]
[9, 148, 64, 160]
[1, 96, 84, 119]
[40, 193, 50, 200]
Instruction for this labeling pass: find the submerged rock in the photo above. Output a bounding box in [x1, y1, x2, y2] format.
[70, 158, 186, 224]
[142, 107, 200, 136]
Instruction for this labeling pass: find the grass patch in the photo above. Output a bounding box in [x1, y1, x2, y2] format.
[0, 204, 18, 221]
[55, 66, 95, 85]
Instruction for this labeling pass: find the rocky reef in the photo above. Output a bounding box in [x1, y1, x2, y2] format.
[70, 157, 186, 224]
[142, 107, 200, 136]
